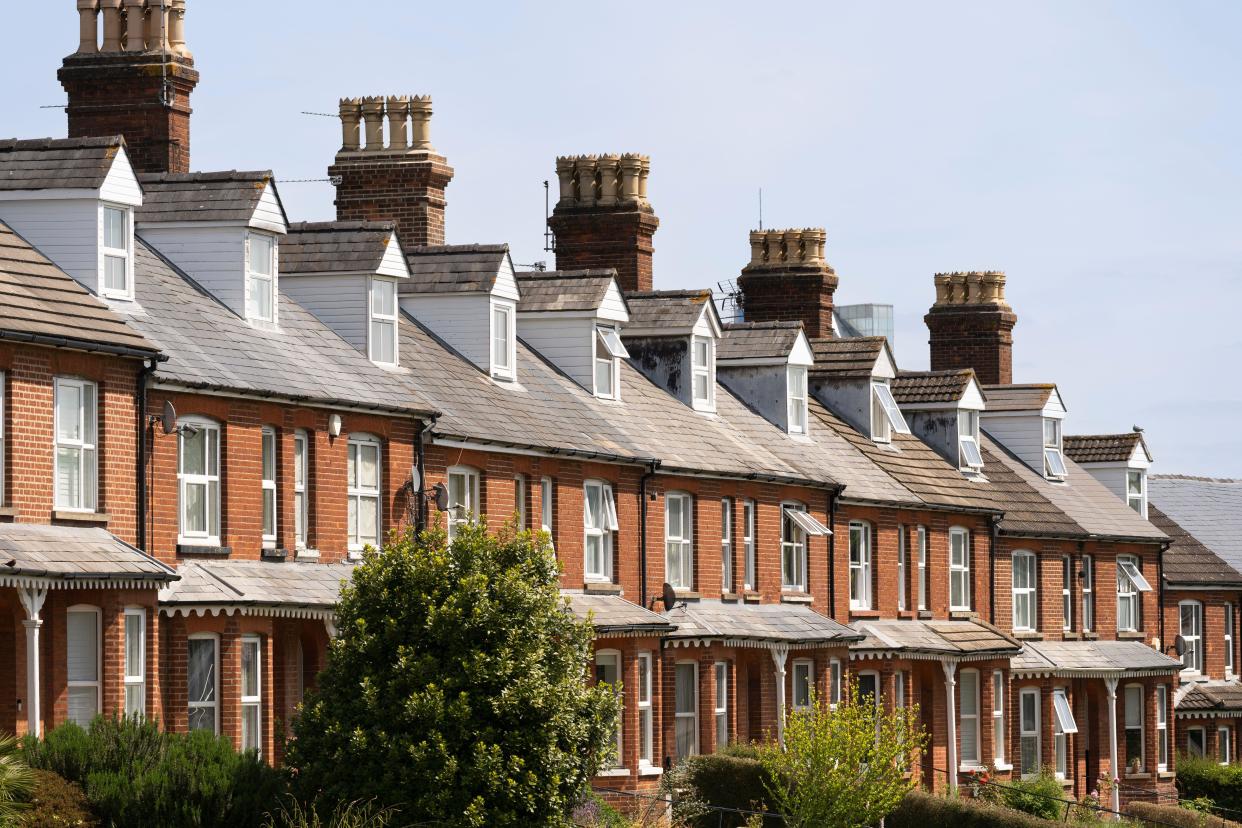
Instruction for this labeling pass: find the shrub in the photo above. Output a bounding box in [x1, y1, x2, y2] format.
[1128, 800, 1242, 828]
[262, 798, 398, 828]
[676, 752, 777, 827]
[1178, 754, 1242, 816]
[996, 769, 1070, 821]
[17, 770, 97, 828]
[887, 789, 1064, 828]
[1, 733, 36, 824]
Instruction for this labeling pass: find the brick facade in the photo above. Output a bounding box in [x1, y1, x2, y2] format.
[925, 304, 1018, 386]
[549, 206, 659, 294]
[738, 266, 839, 339]
[328, 154, 454, 248]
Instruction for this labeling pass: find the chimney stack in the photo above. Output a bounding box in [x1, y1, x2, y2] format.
[924, 270, 1017, 385]
[60, 0, 199, 174]
[327, 95, 454, 248]
[547, 153, 658, 293]
[737, 228, 838, 338]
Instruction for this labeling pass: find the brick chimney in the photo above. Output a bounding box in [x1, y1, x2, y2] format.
[737, 228, 838, 338]
[59, 0, 199, 175]
[548, 154, 658, 293]
[925, 271, 1017, 385]
[327, 96, 454, 248]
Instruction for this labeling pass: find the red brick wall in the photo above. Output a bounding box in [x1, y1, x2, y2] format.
[327, 156, 454, 248]
[924, 305, 1018, 386]
[548, 207, 659, 294]
[1163, 589, 1240, 680]
[737, 267, 839, 338]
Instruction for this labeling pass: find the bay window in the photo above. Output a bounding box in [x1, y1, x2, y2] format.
[188, 634, 219, 733]
[675, 662, 699, 758]
[369, 278, 398, 365]
[446, 465, 479, 542]
[665, 492, 694, 590]
[54, 377, 98, 512]
[261, 427, 277, 547]
[178, 418, 221, 545]
[959, 669, 981, 767]
[514, 475, 526, 528]
[1156, 685, 1168, 772]
[1220, 727, 1232, 765]
[1012, 551, 1037, 631]
[1188, 727, 1206, 758]
[993, 671, 1007, 767]
[743, 500, 756, 591]
[721, 498, 733, 592]
[848, 520, 872, 610]
[67, 605, 101, 726]
[240, 635, 262, 754]
[348, 435, 382, 554]
[793, 660, 814, 711]
[949, 527, 971, 611]
[1052, 689, 1078, 780]
[594, 651, 622, 767]
[540, 476, 554, 544]
[584, 480, 618, 582]
[829, 659, 842, 708]
[123, 607, 145, 717]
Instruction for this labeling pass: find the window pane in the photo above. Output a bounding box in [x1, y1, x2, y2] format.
[262, 432, 276, 481]
[241, 641, 259, 698]
[694, 339, 709, 367]
[360, 444, 379, 489]
[57, 383, 81, 442]
[104, 206, 126, 249]
[67, 611, 98, 682]
[105, 255, 127, 291]
[675, 664, 696, 714]
[56, 447, 81, 509]
[189, 706, 215, 732]
[188, 639, 216, 703]
[241, 706, 260, 752]
[372, 279, 395, 316]
[262, 489, 276, 537]
[182, 428, 206, 476]
[595, 359, 613, 396]
[249, 235, 273, 276]
[125, 684, 144, 717]
[371, 320, 395, 363]
[125, 613, 143, 678]
[359, 497, 378, 545]
[184, 482, 206, 533]
[68, 686, 98, 726]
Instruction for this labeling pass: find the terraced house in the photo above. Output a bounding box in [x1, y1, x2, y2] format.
[3, 0, 1240, 814]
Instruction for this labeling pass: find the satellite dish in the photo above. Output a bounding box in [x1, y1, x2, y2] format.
[431, 482, 449, 513]
[662, 582, 681, 612]
[410, 464, 421, 494]
[160, 400, 177, 435]
[1174, 635, 1188, 657]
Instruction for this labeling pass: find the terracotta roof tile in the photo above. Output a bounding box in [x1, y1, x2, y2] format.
[891, 369, 977, 405]
[808, 336, 887, 378]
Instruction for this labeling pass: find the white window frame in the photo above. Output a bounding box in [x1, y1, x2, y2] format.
[857, 670, 880, 710]
[959, 668, 981, 768]
[240, 634, 263, 755]
[1220, 726, 1232, 766]
[100, 203, 133, 299]
[1019, 687, 1041, 778]
[787, 365, 808, 435]
[782, 502, 809, 592]
[714, 661, 729, 749]
[261, 426, 277, 548]
[1082, 554, 1094, 632]
[1051, 688, 1078, 780]
[1117, 555, 1147, 633]
[743, 499, 756, 591]
[848, 520, 872, 610]
[871, 381, 909, 443]
[595, 650, 623, 767]
[54, 377, 98, 512]
[675, 661, 699, 759]
[993, 671, 1008, 768]
[1156, 685, 1168, 772]
[1061, 555, 1072, 631]
[949, 526, 971, 612]
[721, 498, 733, 592]
[1043, 417, 1067, 479]
[347, 435, 383, 555]
[293, 430, 308, 549]
[66, 604, 101, 726]
[1126, 469, 1146, 517]
[917, 525, 928, 611]
[446, 464, 480, 542]
[178, 417, 221, 545]
[958, 408, 984, 471]
[637, 652, 654, 767]
[1228, 603, 1236, 679]
[540, 476, 554, 543]
[665, 491, 694, 590]
[1124, 684, 1144, 773]
[829, 659, 842, 709]
[123, 606, 146, 717]
[369, 277, 398, 366]
[0, 372, 5, 506]
[1180, 600, 1204, 675]
[1012, 550, 1038, 632]
[895, 670, 906, 710]
[897, 525, 907, 611]
[1188, 726, 1206, 758]
[691, 335, 715, 411]
[491, 302, 515, 380]
[245, 231, 277, 324]
[594, 325, 627, 400]
[793, 659, 815, 711]
[514, 475, 526, 528]
[187, 632, 220, 735]
[584, 479, 618, 582]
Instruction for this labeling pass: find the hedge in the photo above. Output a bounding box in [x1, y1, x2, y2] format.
[677, 750, 780, 828]
[1128, 800, 1242, 828]
[1178, 754, 1242, 816]
[886, 789, 1064, 828]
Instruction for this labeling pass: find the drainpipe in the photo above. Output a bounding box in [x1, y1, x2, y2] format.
[828, 489, 839, 617]
[136, 358, 159, 553]
[639, 460, 660, 609]
[988, 514, 1001, 626]
[414, 416, 436, 533]
[1158, 540, 1169, 648]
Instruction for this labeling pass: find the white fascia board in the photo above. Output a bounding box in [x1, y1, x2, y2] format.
[281, 270, 372, 280]
[788, 331, 815, 367]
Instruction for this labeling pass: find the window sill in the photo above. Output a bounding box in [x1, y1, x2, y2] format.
[1014, 631, 1043, 641]
[584, 582, 622, 595]
[0, 505, 17, 519]
[742, 591, 762, 603]
[177, 544, 231, 557]
[261, 548, 288, 561]
[721, 591, 741, 602]
[1125, 772, 1151, 780]
[949, 611, 977, 620]
[1062, 631, 1082, 640]
[781, 593, 814, 605]
[918, 610, 934, 620]
[897, 610, 916, 619]
[1083, 631, 1099, 640]
[638, 765, 663, 777]
[960, 763, 987, 773]
[1158, 770, 1174, 780]
[1117, 631, 1145, 640]
[849, 609, 882, 619]
[53, 510, 110, 524]
[295, 548, 320, 561]
[993, 762, 1013, 772]
[596, 768, 631, 778]
[674, 589, 702, 600]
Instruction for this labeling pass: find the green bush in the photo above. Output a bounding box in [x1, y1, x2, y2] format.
[1178, 754, 1242, 816]
[996, 769, 1070, 821]
[887, 789, 1064, 828]
[17, 770, 97, 828]
[262, 798, 397, 828]
[1128, 800, 1242, 828]
[676, 753, 777, 828]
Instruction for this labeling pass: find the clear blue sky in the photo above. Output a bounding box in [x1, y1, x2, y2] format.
[7, 1, 1241, 476]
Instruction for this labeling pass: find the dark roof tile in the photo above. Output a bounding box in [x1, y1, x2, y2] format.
[1064, 432, 1149, 464]
[135, 170, 276, 224]
[891, 369, 978, 405]
[0, 136, 123, 191]
[403, 244, 508, 294]
[718, 321, 802, 361]
[623, 289, 713, 330]
[282, 221, 397, 275]
[1150, 504, 1242, 587]
[808, 336, 887, 378]
[515, 270, 615, 312]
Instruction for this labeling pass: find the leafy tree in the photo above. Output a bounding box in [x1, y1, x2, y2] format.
[288, 523, 619, 827]
[759, 686, 926, 828]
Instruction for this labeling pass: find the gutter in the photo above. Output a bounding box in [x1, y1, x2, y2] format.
[0, 329, 162, 361]
[149, 379, 438, 421]
[639, 460, 661, 610]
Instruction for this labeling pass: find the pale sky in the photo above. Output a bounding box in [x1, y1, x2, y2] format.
[7, 1, 1241, 476]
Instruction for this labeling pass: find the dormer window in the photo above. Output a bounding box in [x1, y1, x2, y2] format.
[1127, 470, 1146, 515]
[246, 232, 276, 323]
[491, 303, 515, 380]
[1043, 418, 1067, 479]
[958, 409, 984, 471]
[870, 381, 909, 443]
[692, 336, 715, 411]
[595, 325, 629, 399]
[101, 204, 132, 299]
[787, 366, 808, 434]
[369, 278, 398, 365]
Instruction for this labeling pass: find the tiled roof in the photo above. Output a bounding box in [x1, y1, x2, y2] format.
[796, 402, 922, 505]
[980, 384, 1057, 412]
[977, 437, 1083, 535]
[1176, 681, 1242, 713]
[403, 244, 508, 294]
[561, 591, 676, 635]
[135, 171, 278, 224]
[281, 221, 396, 275]
[1150, 476, 1242, 577]
[1063, 432, 1149, 464]
[891, 369, 978, 405]
[664, 600, 860, 645]
[0, 136, 123, 191]
[718, 321, 802, 361]
[623, 290, 713, 330]
[851, 619, 1021, 658]
[807, 337, 887, 378]
[122, 239, 435, 415]
[0, 523, 176, 583]
[515, 270, 615, 312]
[1012, 640, 1182, 676]
[159, 560, 353, 611]
[1150, 504, 1242, 587]
[0, 221, 158, 355]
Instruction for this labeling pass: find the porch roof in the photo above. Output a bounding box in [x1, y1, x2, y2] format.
[158, 560, 353, 620]
[1175, 680, 1242, 717]
[849, 618, 1021, 662]
[663, 600, 861, 648]
[561, 590, 676, 637]
[0, 523, 176, 588]
[1012, 640, 1182, 678]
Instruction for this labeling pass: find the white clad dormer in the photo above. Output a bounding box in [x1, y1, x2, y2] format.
[1063, 432, 1153, 517]
[401, 244, 521, 380]
[280, 222, 410, 367]
[514, 269, 630, 399]
[0, 137, 143, 302]
[805, 336, 907, 443]
[621, 290, 723, 413]
[135, 171, 289, 325]
[978, 384, 1068, 481]
[891, 369, 988, 474]
[716, 322, 815, 435]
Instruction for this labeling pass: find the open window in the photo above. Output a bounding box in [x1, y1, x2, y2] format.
[1052, 688, 1077, 779]
[958, 409, 984, 471]
[594, 325, 629, 399]
[584, 480, 618, 582]
[1043, 418, 1067, 479]
[870, 382, 909, 443]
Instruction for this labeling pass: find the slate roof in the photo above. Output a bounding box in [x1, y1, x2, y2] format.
[1064, 432, 1149, 464]
[623, 290, 713, 330]
[718, 322, 802, 361]
[159, 560, 352, 612]
[807, 337, 888, 378]
[797, 402, 922, 505]
[1150, 476, 1242, 577]
[0, 221, 158, 356]
[515, 270, 615, 312]
[977, 437, 1083, 535]
[403, 244, 509, 294]
[0, 523, 176, 583]
[1176, 681, 1242, 713]
[663, 600, 860, 645]
[891, 369, 978, 406]
[1149, 504, 1242, 587]
[850, 619, 1021, 658]
[561, 591, 676, 635]
[281, 221, 397, 275]
[980, 384, 1057, 412]
[1012, 640, 1182, 676]
[122, 238, 435, 415]
[0, 136, 123, 191]
[135, 171, 279, 224]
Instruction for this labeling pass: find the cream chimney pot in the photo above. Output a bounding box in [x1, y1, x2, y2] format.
[361, 97, 385, 151]
[783, 230, 802, 264]
[386, 96, 411, 151]
[409, 96, 433, 151]
[145, 0, 168, 54]
[637, 156, 650, 202]
[933, 273, 951, 305]
[169, 0, 189, 57]
[597, 155, 621, 206]
[122, 0, 146, 51]
[555, 157, 576, 205]
[100, 0, 123, 51]
[574, 156, 598, 207]
[619, 154, 643, 204]
[77, 0, 99, 53]
[965, 271, 984, 304]
[749, 231, 765, 266]
[338, 98, 362, 151]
